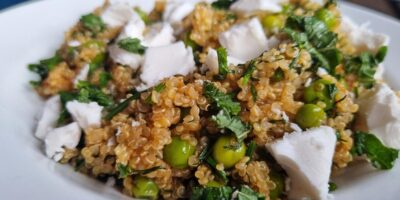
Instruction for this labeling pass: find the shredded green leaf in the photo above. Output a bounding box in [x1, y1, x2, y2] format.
[242, 61, 256, 85]
[154, 83, 166, 93]
[245, 141, 257, 162]
[212, 110, 250, 142]
[352, 131, 399, 170]
[80, 13, 105, 34]
[118, 38, 147, 54]
[211, 0, 237, 9]
[117, 164, 162, 179]
[191, 186, 233, 200]
[237, 185, 265, 200]
[134, 7, 149, 24]
[250, 83, 257, 102]
[271, 67, 285, 82]
[89, 53, 106, 74]
[105, 90, 141, 120]
[217, 47, 229, 76]
[99, 72, 112, 88]
[28, 54, 62, 85]
[203, 82, 241, 115]
[206, 157, 228, 183]
[328, 182, 337, 192]
[75, 81, 113, 107]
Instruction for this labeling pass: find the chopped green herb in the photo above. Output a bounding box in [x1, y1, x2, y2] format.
[89, 53, 106, 74]
[76, 81, 113, 107]
[352, 131, 399, 170]
[206, 157, 228, 183]
[154, 83, 166, 93]
[211, 0, 237, 9]
[134, 7, 149, 24]
[203, 82, 241, 115]
[237, 185, 265, 200]
[80, 13, 105, 34]
[376, 46, 388, 63]
[245, 141, 257, 162]
[105, 90, 141, 120]
[99, 72, 112, 88]
[326, 84, 337, 99]
[217, 47, 229, 76]
[117, 164, 162, 179]
[250, 83, 257, 102]
[212, 110, 250, 142]
[57, 91, 78, 125]
[242, 61, 256, 85]
[28, 54, 62, 84]
[271, 67, 285, 82]
[328, 182, 337, 192]
[191, 186, 233, 200]
[199, 143, 212, 163]
[118, 38, 147, 54]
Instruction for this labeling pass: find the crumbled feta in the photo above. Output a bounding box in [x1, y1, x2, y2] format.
[357, 83, 400, 149]
[66, 100, 104, 130]
[73, 64, 90, 87]
[108, 44, 144, 70]
[219, 18, 268, 61]
[203, 48, 244, 75]
[266, 126, 337, 200]
[341, 16, 389, 54]
[131, 120, 141, 127]
[117, 15, 146, 40]
[143, 23, 175, 47]
[163, 0, 197, 25]
[68, 40, 81, 47]
[35, 95, 61, 140]
[45, 122, 81, 162]
[317, 67, 329, 77]
[101, 3, 139, 27]
[289, 123, 302, 133]
[108, 0, 155, 13]
[305, 78, 313, 87]
[136, 41, 196, 91]
[230, 0, 283, 13]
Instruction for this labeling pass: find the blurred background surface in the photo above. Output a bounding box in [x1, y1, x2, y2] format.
[0, 0, 400, 19]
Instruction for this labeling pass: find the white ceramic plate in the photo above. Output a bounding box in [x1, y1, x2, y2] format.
[0, 0, 399, 199]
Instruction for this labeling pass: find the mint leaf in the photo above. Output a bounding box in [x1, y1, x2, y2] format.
[80, 14, 105, 33]
[352, 131, 399, 170]
[212, 110, 250, 142]
[237, 185, 265, 200]
[217, 47, 229, 76]
[203, 82, 241, 115]
[118, 38, 147, 54]
[191, 186, 233, 200]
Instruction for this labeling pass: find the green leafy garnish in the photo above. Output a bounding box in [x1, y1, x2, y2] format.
[28, 54, 62, 85]
[75, 81, 113, 107]
[80, 13, 105, 34]
[271, 67, 285, 82]
[154, 83, 166, 93]
[326, 84, 338, 99]
[245, 141, 256, 162]
[203, 82, 241, 115]
[89, 53, 106, 74]
[328, 182, 337, 192]
[237, 185, 265, 200]
[250, 84, 257, 102]
[134, 7, 149, 24]
[57, 91, 78, 125]
[206, 157, 228, 183]
[242, 61, 256, 85]
[191, 186, 233, 200]
[212, 110, 250, 142]
[99, 72, 112, 88]
[118, 38, 147, 54]
[217, 47, 229, 76]
[117, 164, 162, 179]
[105, 90, 141, 120]
[352, 131, 399, 170]
[344, 46, 387, 88]
[211, 0, 237, 9]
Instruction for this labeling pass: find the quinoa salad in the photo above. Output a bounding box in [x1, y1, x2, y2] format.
[29, 0, 400, 199]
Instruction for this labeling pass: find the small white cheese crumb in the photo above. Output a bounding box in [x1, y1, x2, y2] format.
[305, 78, 313, 87]
[266, 126, 337, 200]
[68, 40, 81, 47]
[357, 83, 400, 149]
[143, 23, 175, 47]
[116, 127, 122, 136]
[317, 67, 328, 77]
[282, 112, 289, 122]
[131, 120, 141, 127]
[203, 48, 244, 75]
[107, 137, 116, 147]
[219, 18, 268, 62]
[340, 16, 389, 54]
[101, 3, 138, 27]
[66, 100, 104, 130]
[108, 44, 144, 70]
[230, 0, 283, 13]
[136, 41, 196, 91]
[289, 123, 302, 133]
[45, 122, 81, 162]
[35, 95, 61, 140]
[163, 1, 196, 26]
[108, 0, 156, 13]
[73, 64, 90, 87]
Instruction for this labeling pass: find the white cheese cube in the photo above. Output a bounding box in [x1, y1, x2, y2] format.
[267, 126, 337, 200]
[137, 42, 196, 91]
[35, 95, 61, 140]
[219, 18, 268, 61]
[357, 83, 400, 149]
[45, 122, 81, 162]
[204, 48, 244, 75]
[66, 100, 104, 130]
[230, 0, 283, 13]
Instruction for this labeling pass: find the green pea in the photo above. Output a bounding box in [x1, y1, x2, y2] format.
[304, 79, 336, 110]
[132, 176, 159, 200]
[269, 171, 285, 200]
[212, 135, 246, 169]
[295, 104, 327, 129]
[206, 180, 225, 188]
[315, 9, 337, 30]
[163, 136, 195, 169]
[262, 15, 284, 31]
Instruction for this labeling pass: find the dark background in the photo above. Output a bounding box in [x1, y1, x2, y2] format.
[1, 0, 399, 19]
